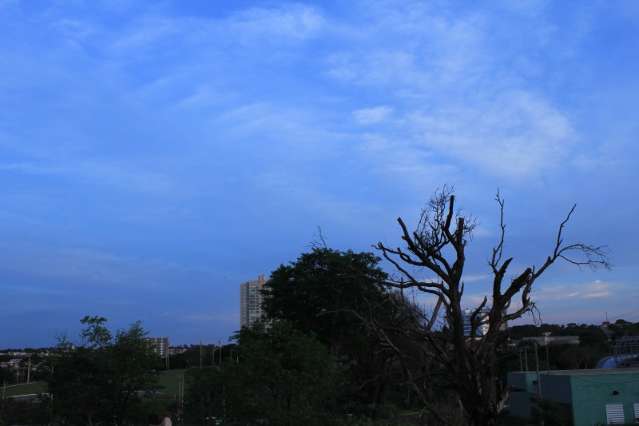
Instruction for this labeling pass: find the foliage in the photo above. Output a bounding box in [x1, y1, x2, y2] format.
[185, 321, 342, 426]
[264, 248, 408, 413]
[46, 316, 160, 425]
[0, 397, 51, 426]
[264, 248, 389, 346]
[183, 366, 224, 424]
[169, 343, 235, 370]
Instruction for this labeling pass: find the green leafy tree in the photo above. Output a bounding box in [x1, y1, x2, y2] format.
[80, 315, 112, 349]
[47, 317, 159, 425]
[108, 321, 161, 424]
[264, 248, 406, 414]
[264, 248, 388, 347]
[186, 322, 341, 426]
[48, 329, 111, 425]
[184, 367, 225, 425]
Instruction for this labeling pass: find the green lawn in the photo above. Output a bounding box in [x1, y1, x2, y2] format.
[157, 368, 186, 396]
[3, 381, 47, 397]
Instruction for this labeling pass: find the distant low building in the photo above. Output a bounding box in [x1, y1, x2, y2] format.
[518, 335, 580, 346]
[168, 345, 188, 356]
[614, 335, 639, 356]
[144, 337, 169, 358]
[508, 368, 639, 425]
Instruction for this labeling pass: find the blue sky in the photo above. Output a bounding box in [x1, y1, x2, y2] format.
[1, 0, 638, 347]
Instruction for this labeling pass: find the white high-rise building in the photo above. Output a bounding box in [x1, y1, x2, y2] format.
[240, 275, 267, 328]
[462, 308, 491, 337]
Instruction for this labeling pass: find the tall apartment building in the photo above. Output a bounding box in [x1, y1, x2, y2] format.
[462, 307, 508, 337]
[462, 308, 491, 337]
[240, 275, 267, 328]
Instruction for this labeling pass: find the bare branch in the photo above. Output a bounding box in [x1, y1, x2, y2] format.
[490, 191, 506, 273]
[532, 204, 609, 280]
[373, 187, 609, 425]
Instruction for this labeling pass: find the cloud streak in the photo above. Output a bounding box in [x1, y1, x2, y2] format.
[534, 280, 613, 302]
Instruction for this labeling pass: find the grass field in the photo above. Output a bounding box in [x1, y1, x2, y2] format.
[3, 369, 188, 398]
[3, 381, 47, 397]
[157, 368, 186, 396]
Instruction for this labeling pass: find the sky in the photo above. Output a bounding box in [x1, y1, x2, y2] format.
[1, 0, 638, 348]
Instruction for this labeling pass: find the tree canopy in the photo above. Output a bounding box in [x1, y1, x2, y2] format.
[263, 247, 389, 347]
[47, 317, 161, 425]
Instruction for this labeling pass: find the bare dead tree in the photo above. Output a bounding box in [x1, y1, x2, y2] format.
[372, 187, 608, 426]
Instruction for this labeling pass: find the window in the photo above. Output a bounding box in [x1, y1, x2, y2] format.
[605, 403, 625, 424]
[633, 403, 639, 423]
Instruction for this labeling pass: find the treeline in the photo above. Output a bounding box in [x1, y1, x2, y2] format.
[1, 249, 634, 425]
[505, 320, 638, 371]
[183, 248, 634, 425]
[185, 248, 420, 425]
[1, 317, 167, 425]
[1, 248, 633, 425]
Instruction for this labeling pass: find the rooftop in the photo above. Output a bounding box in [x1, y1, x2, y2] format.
[514, 368, 639, 376]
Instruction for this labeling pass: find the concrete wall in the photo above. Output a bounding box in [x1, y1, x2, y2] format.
[508, 370, 639, 425]
[507, 372, 540, 419]
[540, 374, 572, 404]
[570, 373, 639, 426]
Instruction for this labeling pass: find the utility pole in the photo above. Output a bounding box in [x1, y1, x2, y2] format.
[535, 342, 541, 399]
[177, 373, 185, 425]
[27, 356, 31, 384]
[545, 343, 550, 370]
[199, 341, 203, 369]
[534, 342, 545, 426]
[534, 342, 542, 399]
[542, 332, 551, 370]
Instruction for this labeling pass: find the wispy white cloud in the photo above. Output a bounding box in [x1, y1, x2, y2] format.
[228, 4, 324, 42]
[108, 3, 324, 55]
[534, 280, 613, 302]
[353, 106, 393, 125]
[463, 273, 492, 284]
[457, 280, 617, 316]
[323, 3, 583, 179]
[407, 91, 577, 178]
[357, 133, 459, 186]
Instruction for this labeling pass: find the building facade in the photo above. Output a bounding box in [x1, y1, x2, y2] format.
[240, 275, 267, 328]
[462, 308, 491, 337]
[144, 337, 169, 358]
[508, 368, 639, 425]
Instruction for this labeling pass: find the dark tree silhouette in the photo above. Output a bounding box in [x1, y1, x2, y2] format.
[372, 187, 609, 426]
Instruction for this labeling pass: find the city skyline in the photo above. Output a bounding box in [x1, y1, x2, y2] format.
[1, 1, 639, 347]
